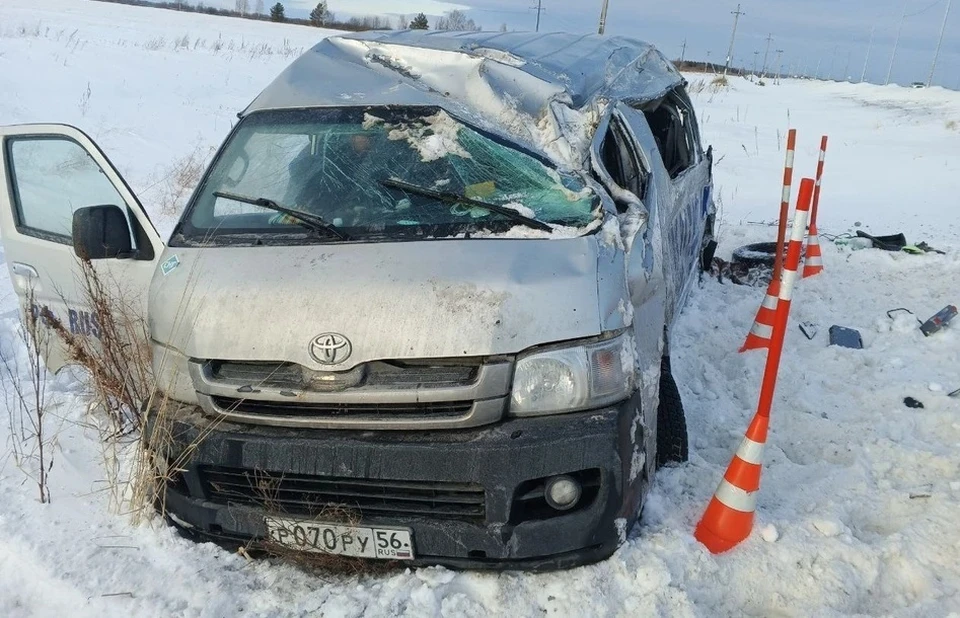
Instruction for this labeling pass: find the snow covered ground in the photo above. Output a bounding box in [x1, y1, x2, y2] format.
[2, 0, 960, 615]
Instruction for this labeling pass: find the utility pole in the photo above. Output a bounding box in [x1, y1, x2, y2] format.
[815, 56, 822, 80]
[706, 50, 713, 73]
[827, 45, 838, 80]
[752, 50, 760, 78]
[928, 0, 953, 87]
[843, 50, 851, 82]
[680, 38, 687, 64]
[598, 0, 610, 35]
[532, 0, 545, 33]
[761, 33, 773, 78]
[723, 3, 745, 76]
[775, 49, 784, 84]
[886, 0, 907, 85]
[860, 26, 875, 83]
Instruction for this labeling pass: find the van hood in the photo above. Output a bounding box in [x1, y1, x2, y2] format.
[150, 237, 628, 370]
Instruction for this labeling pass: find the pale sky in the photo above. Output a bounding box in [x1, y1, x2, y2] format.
[194, 0, 960, 88]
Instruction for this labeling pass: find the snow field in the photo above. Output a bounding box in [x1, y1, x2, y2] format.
[2, 0, 960, 615]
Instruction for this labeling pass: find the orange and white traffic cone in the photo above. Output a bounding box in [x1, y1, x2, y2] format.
[803, 136, 828, 278]
[739, 279, 780, 352]
[802, 227, 824, 277]
[740, 129, 795, 353]
[694, 412, 768, 553]
[696, 178, 814, 554]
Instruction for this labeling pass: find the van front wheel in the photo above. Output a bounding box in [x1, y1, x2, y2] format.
[656, 366, 688, 468]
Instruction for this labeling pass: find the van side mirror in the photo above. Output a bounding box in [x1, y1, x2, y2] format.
[72, 205, 133, 260]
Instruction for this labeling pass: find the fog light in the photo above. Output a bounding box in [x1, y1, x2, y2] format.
[544, 475, 582, 511]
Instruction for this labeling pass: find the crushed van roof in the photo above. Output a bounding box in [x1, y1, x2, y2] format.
[243, 31, 684, 169]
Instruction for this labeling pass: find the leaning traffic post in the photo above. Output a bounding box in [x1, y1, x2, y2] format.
[802, 136, 828, 278]
[695, 178, 814, 554]
[740, 128, 796, 353]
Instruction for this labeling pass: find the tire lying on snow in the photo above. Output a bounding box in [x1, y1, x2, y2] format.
[731, 241, 780, 269]
[731, 241, 806, 269]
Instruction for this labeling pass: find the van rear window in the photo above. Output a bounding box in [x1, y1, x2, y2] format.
[176, 107, 599, 244]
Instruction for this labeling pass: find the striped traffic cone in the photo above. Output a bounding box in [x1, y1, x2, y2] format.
[694, 412, 768, 553]
[740, 129, 795, 353]
[802, 226, 824, 277]
[739, 279, 780, 352]
[696, 178, 814, 554]
[803, 136, 828, 279]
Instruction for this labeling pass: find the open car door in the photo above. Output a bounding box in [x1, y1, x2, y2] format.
[0, 124, 163, 372]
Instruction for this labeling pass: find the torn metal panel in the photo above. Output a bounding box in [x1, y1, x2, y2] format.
[243, 32, 684, 171]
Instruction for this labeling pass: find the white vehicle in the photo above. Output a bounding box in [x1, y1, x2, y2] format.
[0, 31, 715, 570]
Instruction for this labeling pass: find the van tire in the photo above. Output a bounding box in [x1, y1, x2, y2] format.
[656, 366, 688, 468]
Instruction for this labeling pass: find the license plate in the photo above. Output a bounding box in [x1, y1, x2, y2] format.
[264, 517, 415, 560]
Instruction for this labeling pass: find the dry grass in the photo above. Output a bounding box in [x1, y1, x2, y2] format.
[0, 288, 61, 503]
[152, 144, 214, 218]
[42, 259, 391, 573]
[947, 120, 958, 131]
[687, 78, 707, 95]
[710, 75, 729, 89]
[46, 261, 152, 437]
[239, 477, 401, 575]
[41, 257, 205, 519]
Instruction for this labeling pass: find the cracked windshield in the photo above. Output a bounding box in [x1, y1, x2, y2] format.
[180, 107, 598, 242]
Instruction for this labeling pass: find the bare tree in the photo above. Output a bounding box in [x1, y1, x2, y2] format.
[254, 0, 264, 15]
[234, 0, 249, 15]
[1, 292, 61, 504]
[348, 15, 392, 30]
[436, 9, 480, 32]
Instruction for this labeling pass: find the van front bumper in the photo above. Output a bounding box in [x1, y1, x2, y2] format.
[153, 392, 646, 571]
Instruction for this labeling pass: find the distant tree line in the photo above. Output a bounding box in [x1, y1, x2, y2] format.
[89, 0, 484, 32]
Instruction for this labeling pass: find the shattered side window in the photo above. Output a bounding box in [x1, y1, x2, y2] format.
[179, 107, 599, 243]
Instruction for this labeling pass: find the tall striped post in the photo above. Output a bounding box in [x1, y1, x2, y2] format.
[739, 129, 797, 353]
[773, 129, 798, 283]
[803, 136, 828, 278]
[696, 178, 814, 554]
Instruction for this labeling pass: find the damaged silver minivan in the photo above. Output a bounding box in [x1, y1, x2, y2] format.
[0, 31, 714, 569]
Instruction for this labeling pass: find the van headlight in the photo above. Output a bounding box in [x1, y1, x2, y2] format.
[510, 331, 636, 417]
[151, 341, 198, 406]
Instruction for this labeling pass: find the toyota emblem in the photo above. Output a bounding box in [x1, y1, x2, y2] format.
[309, 333, 352, 365]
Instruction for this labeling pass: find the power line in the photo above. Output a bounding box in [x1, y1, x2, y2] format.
[908, 0, 946, 18]
[861, 26, 875, 83]
[761, 33, 773, 78]
[928, 0, 953, 86]
[723, 3, 745, 76]
[598, 0, 610, 35]
[886, 0, 907, 85]
[531, 0, 545, 33]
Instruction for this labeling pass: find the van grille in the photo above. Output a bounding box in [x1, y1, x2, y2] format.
[200, 466, 486, 522]
[211, 396, 473, 419]
[209, 360, 479, 390]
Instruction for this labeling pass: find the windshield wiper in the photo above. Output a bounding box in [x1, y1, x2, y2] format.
[380, 179, 553, 233]
[213, 191, 351, 241]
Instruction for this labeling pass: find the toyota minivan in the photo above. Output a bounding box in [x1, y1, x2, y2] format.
[0, 31, 714, 570]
